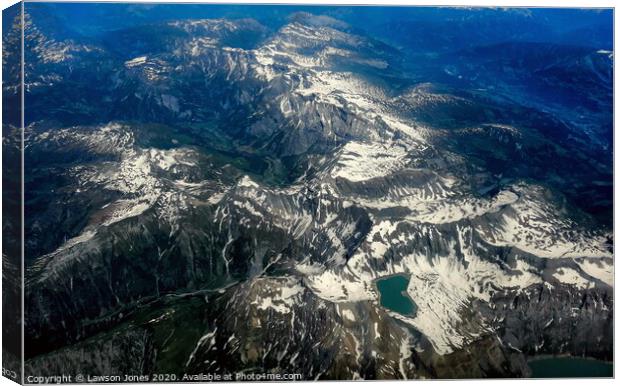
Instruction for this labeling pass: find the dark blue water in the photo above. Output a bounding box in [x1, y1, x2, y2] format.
[375, 275, 416, 316]
[528, 357, 613, 378]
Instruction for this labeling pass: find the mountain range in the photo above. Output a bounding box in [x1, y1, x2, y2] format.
[2, 4, 613, 380]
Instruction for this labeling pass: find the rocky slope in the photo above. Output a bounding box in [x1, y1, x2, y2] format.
[8, 7, 613, 380]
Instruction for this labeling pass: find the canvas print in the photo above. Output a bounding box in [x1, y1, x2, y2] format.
[2, 2, 614, 382]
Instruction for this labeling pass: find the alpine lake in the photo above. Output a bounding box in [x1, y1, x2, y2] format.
[528, 357, 613, 378]
[375, 274, 416, 317]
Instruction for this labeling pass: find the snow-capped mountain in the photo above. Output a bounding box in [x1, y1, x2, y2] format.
[3, 5, 612, 380]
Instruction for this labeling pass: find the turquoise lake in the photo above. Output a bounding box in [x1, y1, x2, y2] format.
[528, 357, 613, 378]
[375, 275, 416, 316]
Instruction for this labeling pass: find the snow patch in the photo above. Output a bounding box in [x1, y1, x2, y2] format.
[332, 141, 408, 182]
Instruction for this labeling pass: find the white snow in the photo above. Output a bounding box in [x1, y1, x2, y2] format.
[478, 184, 612, 259]
[102, 199, 152, 226]
[125, 56, 148, 67]
[553, 267, 591, 290]
[238, 175, 259, 188]
[331, 141, 408, 182]
[340, 308, 356, 322]
[576, 258, 613, 287]
[398, 336, 412, 379]
[253, 278, 304, 314]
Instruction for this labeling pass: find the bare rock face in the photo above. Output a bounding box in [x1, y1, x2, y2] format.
[25, 329, 156, 378]
[485, 284, 613, 360]
[14, 5, 612, 380]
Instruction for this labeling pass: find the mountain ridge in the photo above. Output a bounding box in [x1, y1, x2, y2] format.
[7, 6, 613, 379]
